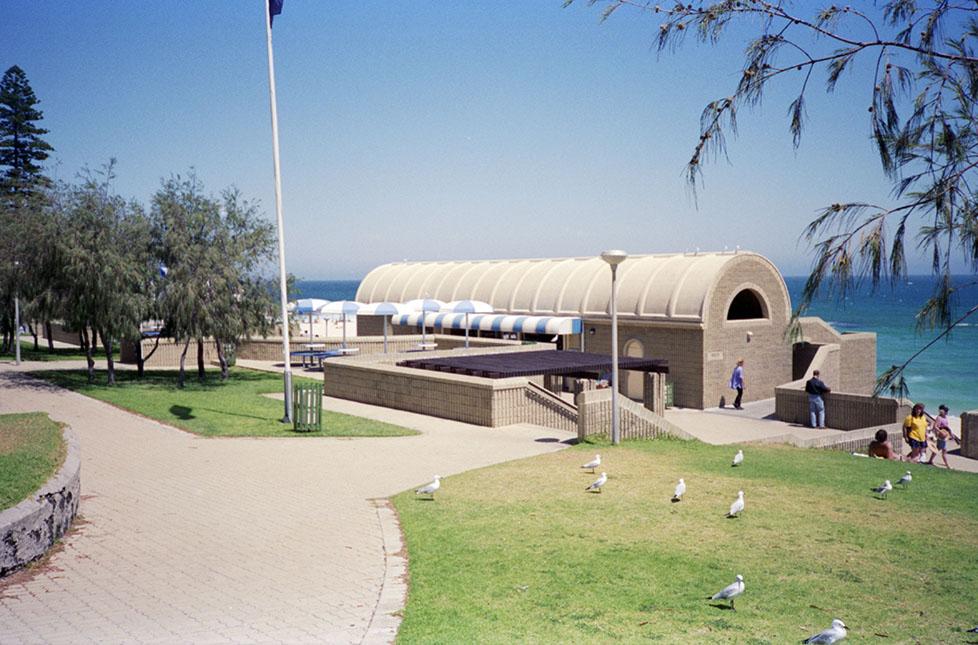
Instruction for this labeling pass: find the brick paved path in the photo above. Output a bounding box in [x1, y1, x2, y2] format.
[0, 362, 573, 643]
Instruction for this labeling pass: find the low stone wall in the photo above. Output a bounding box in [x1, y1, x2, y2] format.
[775, 385, 908, 430]
[1, 427, 81, 577]
[752, 422, 906, 454]
[576, 389, 695, 442]
[38, 322, 82, 346]
[961, 411, 978, 459]
[323, 344, 579, 429]
[120, 338, 219, 367]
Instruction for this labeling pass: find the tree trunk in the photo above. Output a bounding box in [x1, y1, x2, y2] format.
[100, 328, 116, 385]
[215, 339, 229, 381]
[85, 324, 96, 384]
[80, 327, 90, 351]
[45, 321, 54, 352]
[30, 323, 38, 350]
[196, 339, 205, 381]
[140, 336, 161, 378]
[136, 337, 144, 378]
[178, 338, 191, 388]
[1, 330, 9, 354]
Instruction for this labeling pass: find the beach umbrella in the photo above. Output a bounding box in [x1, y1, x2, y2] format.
[292, 298, 330, 340]
[444, 299, 494, 348]
[361, 302, 412, 353]
[404, 298, 446, 347]
[322, 300, 364, 348]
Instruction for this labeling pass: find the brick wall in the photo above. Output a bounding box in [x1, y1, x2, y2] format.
[120, 338, 219, 367]
[797, 318, 877, 394]
[322, 344, 578, 430]
[961, 411, 978, 459]
[775, 384, 909, 430]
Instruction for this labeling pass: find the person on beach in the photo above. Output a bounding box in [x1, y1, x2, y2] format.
[729, 358, 745, 409]
[902, 403, 929, 463]
[924, 404, 960, 469]
[805, 370, 831, 428]
[867, 429, 898, 460]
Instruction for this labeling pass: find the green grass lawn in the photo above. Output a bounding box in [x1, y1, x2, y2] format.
[393, 439, 978, 643]
[35, 368, 417, 438]
[0, 413, 66, 510]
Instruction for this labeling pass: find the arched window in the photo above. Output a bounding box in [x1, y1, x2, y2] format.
[727, 289, 767, 320]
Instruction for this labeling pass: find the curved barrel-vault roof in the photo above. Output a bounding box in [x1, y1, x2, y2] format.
[356, 251, 783, 324]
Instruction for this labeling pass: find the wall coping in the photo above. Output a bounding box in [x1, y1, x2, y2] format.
[0, 426, 81, 576]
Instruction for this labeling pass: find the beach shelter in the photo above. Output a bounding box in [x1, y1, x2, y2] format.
[404, 298, 445, 347]
[361, 302, 412, 353]
[322, 300, 364, 348]
[443, 299, 494, 348]
[293, 298, 330, 341]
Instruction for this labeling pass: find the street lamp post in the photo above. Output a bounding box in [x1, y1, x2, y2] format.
[600, 250, 627, 445]
[13, 260, 20, 366]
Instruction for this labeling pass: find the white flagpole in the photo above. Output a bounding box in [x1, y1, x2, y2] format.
[264, 2, 293, 423]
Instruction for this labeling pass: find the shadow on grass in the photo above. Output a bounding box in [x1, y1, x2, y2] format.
[708, 603, 736, 611]
[169, 405, 195, 420]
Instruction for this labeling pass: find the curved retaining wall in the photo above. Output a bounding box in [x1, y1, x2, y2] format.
[0, 427, 81, 577]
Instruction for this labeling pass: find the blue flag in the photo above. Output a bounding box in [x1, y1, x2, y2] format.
[269, 0, 284, 25]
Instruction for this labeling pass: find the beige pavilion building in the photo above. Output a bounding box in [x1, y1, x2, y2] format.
[356, 250, 877, 409]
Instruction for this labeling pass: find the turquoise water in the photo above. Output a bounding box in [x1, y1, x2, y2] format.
[296, 276, 978, 413]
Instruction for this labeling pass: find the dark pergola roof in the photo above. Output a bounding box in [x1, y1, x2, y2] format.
[397, 350, 668, 379]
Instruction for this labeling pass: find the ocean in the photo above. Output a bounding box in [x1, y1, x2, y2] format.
[295, 275, 978, 413]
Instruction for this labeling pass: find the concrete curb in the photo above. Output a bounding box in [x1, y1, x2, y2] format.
[0, 425, 81, 577]
[362, 498, 408, 645]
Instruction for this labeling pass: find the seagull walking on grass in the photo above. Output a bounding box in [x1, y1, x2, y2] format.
[581, 454, 601, 474]
[709, 574, 744, 610]
[897, 471, 912, 488]
[585, 472, 607, 493]
[416, 475, 441, 498]
[732, 450, 744, 467]
[672, 478, 686, 503]
[803, 618, 848, 643]
[872, 479, 892, 499]
[727, 490, 745, 517]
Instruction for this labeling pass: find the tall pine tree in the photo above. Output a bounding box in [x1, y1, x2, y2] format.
[0, 65, 53, 197]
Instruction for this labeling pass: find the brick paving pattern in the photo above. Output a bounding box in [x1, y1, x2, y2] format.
[0, 362, 573, 643]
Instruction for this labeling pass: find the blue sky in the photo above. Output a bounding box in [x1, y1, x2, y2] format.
[5, 1, 914, 279]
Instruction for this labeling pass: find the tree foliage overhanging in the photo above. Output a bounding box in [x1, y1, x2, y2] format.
[573, 0, 978, 396]
[0, 65, 280, 385]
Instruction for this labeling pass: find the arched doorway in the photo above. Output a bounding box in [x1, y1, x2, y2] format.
[623, 339, 645, 400]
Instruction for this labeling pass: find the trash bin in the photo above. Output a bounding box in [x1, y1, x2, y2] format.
[293, 382, 323, 432]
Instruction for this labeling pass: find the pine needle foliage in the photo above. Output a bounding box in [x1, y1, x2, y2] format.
[570, 1, 978, 395]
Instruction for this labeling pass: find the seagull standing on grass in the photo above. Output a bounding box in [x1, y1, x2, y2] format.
[727, 491, 745, 517]
[873, 480, 893, 499]
[708, 574, 744, 610]
[416, 475, 441, 498]
[581, 454, 601, 474]
[732, 450, 744, 467]
[672, 478, 686, 503]
[585, 472, 607, 493]
[803, 618, 848, 643]
[897, 471, 912, 488]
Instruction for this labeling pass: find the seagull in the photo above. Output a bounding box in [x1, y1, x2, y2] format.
[709, 574, 744, 610]
[732, 450, 744, 467]
[585, 472, 607, 493]
[873, 479, 892, 499]
[897, 471, 912, 487]
[416, 475, 441, 498]
[727, 490, 745, 517]
[803, 618, 848, 643]
[581, 454, 601, 473]
[672, 478, 686, 503]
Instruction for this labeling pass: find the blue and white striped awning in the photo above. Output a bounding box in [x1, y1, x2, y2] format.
[391, 312, 583, 335]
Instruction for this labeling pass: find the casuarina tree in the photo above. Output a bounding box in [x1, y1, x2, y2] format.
[572, 1, 978, 396]
[151, 174, 276, 386]
[57, 162, 154, 384]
